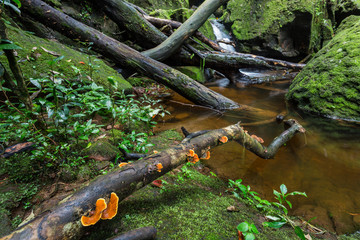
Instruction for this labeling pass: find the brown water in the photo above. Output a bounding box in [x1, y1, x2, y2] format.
[154, 71, 360, 234]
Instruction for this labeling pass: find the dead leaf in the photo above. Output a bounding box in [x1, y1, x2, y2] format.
[41, 47, 60, 56]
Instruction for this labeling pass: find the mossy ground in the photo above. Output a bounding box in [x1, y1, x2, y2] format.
[286, 15, 360, 121]
[1, 25, 132, 91]
[81, 165, 304, 240]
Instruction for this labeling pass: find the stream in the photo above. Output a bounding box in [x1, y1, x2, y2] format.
[154, 21, 360, 235]
[156, 75, 360, 234]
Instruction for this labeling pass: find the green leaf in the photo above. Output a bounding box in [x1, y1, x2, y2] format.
[294, 226, 306, 240]
[273, 190, 281, 199]
[263, 221, 286, 229]
[0, 43, 22, 50]
[280, 184, 287, 195]
[265, 215, 281, 221]
[11, 0, 21, 8]
[30, 79, 41, 89]
[244, 233, 255, 240]
[285, 199, 292, 209]
[237, 222, 249, 232]
[288, 191, 307, 197]
[250, 223, 259, 234]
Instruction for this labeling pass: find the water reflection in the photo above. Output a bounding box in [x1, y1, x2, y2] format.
[156, 75, 360, 234]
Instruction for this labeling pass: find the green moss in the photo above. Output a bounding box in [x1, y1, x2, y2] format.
[287, 15, 360, 121]
[1, 26, 132, 91]
[175, 66, 206, 83]
[81, 140, 121, 159]
[148, 129, 183, 152]
[225, 0, 314, 41]
[82, 166, 309, 240]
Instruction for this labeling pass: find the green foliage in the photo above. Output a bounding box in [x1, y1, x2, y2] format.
[1, 0, 21, 15]
[237, 221, 259, 240]
[229, 180, 308, 239]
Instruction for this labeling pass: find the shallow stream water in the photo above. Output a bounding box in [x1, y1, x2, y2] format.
[155, 70, 360, 234]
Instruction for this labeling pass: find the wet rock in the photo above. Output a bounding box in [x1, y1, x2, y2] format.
[287, 15, 360, 121]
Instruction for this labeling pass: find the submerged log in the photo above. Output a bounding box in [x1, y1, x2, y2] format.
[22, 0, 238, 110]
[3, 120, 304, 240]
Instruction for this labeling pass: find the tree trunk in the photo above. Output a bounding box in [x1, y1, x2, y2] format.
[142, 0, 229, 61]
[2, 120, 304, 240]
[22, 0, 239, 110]
[143, 15, 223, 52]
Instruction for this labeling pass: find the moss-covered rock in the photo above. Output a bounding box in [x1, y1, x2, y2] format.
[224, 0, 315, 57]
[82, 140, 121, 161]
[286, 15, 360, 121]
[1, 26, 132, 91]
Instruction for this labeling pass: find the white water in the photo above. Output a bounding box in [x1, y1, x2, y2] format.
[209, 20, 236, 52]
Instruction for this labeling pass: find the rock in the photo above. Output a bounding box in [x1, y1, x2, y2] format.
[224, 0, 315, 58]
[287, 15, 360, 121]
[0, 212, 12, 237]
[82, 140, 121, 162]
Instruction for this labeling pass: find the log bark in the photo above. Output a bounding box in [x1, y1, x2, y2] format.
[106, 227, 157, 240]
[22, 0, 239, 110]
[2, 120, 304, 240]
[143, 15, 223, 52]
[142, 0, 229, 61]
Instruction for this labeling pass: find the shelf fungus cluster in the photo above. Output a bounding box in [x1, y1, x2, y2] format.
[81, 192, 119, 226]
[187, 148, 211, 163]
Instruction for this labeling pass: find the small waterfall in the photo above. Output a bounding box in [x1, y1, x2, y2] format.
[210, 20, 236, 52]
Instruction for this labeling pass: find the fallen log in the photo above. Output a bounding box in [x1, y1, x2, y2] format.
[106, 226, 157, 240]
[95, 0, 304, 73]
[143, 15, 223, 52]
[2, 120, 304, 240]
[22, 0, 239, 110]
[142, 0, 229, 61]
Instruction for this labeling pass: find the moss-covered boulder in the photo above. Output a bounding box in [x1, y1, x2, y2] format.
[1, 26, 132, 91]
[223, 0, 315, 57]
[286, 15, 360, 121]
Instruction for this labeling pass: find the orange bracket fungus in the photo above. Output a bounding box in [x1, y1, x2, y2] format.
[156, 163, 163, 172]
[101, 192, 119, 220]
[188, 149, 195, 157]
[118, 162, 128, 168]
[200, 151, 210, 160]
[81, 198, 107, 226]
[250, 134, 264, 144]
[219, 136, 228, 143]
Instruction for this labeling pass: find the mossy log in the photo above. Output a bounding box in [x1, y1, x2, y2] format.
[95, 0, 304, 74]
[142, 0, 229, 61]
[106, 226, 157, 240]
[22, 0, 238, 110]
[2, 120, 304, 240]
[143, 15, 223, 52]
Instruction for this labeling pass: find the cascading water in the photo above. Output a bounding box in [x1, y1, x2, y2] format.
[209, 20, 236, 52]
